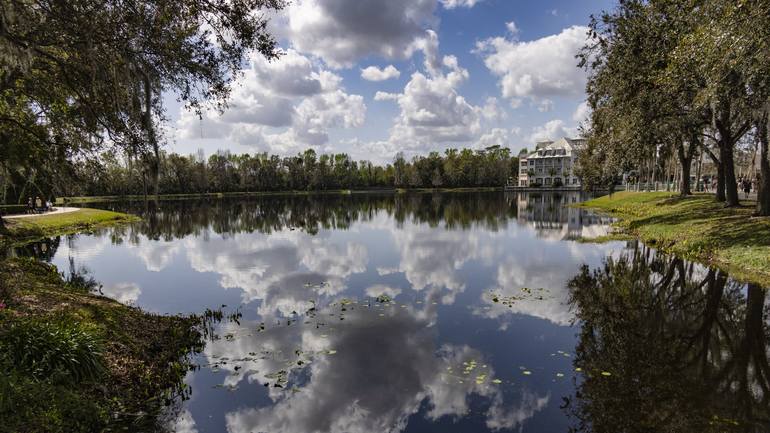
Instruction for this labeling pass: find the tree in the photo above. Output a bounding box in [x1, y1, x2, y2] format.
[579, 0, 763, 204]
[696, 0, 770, 214]
[0, 0, 284, 203]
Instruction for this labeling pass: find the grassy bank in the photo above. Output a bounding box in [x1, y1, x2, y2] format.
[579, 191, 770, 286]
[0, 258, 203, 432]
[1, 208, 139, 246]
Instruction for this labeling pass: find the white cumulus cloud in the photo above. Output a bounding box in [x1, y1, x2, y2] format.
[440, 0, 483, 9]
[572, 101, 591, 124]
[477, 25, 589, 107]
[373, 30, 483, 155]
[275, 0, 437, 68]
[361, 65, 401, 81]
[528, 119, 578, 143]
[475, 128, 516, 149]
[177, 50, 365, 154]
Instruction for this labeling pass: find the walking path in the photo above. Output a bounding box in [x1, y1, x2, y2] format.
[4, 207, 80, 219]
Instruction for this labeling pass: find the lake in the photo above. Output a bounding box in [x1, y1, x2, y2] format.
[13, 192, 770, 432]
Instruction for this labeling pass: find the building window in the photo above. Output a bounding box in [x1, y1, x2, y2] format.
[545, 178, 551, 185]
[529, 160, 534, 166]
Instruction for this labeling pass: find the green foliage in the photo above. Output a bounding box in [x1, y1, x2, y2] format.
[1, 318, 105, 383]
[56, 147, 520, 198]
[1, 0, 284, 201]
[578, 0, 770, 204]
[0, 371, 108, 433]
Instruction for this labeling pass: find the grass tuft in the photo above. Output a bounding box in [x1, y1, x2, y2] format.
[1, 318, 105, 383]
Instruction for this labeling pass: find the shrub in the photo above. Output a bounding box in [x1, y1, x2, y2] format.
[0, 371, 107, 433]
[1, 318, 105, 383]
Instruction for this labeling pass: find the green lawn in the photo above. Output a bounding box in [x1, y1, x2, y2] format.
[2, 208, 139, 244]
[580, 191, 770, 286]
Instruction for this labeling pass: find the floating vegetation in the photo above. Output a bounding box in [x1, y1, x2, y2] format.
[265, 370, 288, 388]
[488, 287, 549, 307]
[463, 360, 479, 375]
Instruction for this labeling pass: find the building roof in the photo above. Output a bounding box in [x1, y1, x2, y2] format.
[523, 137, 584, 159]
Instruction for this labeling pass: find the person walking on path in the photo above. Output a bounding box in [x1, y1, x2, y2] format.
[27, 197, 34, 214]
[743, 178, 752, 199]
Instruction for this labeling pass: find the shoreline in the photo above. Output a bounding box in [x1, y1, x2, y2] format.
[0, 206, 203, 432]
[577, 191, 770, 286]
[55, 187, 510, 205]
[0, 258, 202, 432]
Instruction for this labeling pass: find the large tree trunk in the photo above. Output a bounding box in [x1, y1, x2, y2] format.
[756, 111, 770, 216]
[695, 151, 703, 193]
[716, 164, 726, 202]
[141, 72, 160, 199]
[702, 143, 725, 201]
[677, 138, 696, 196]
[720, 140, 740, 207]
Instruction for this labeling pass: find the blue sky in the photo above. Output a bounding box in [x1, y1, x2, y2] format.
[168, 0, 615, 162]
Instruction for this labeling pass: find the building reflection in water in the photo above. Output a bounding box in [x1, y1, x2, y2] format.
[515, 192, 614, 240]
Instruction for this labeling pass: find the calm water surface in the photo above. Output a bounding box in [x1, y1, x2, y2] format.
[14, 192, 770, 432]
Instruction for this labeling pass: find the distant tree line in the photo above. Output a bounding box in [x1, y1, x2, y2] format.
[577, 0, 770, 215]
[64, 146, 519, 197]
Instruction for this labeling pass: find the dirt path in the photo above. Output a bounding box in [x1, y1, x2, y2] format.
[4, 207, 80, 219]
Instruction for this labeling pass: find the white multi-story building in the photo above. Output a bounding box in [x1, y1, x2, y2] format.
[518, 137, 585, 187]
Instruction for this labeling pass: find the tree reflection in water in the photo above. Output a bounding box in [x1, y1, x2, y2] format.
[566, 242, 770, 432]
